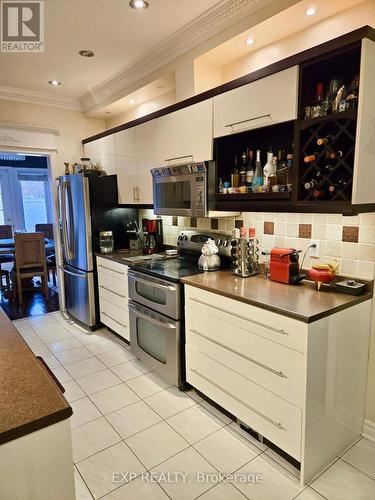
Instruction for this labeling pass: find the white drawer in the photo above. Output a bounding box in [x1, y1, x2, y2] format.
[187, 327, 305, 408]
[185, 285, 307, 353]
[98, 271, 128, 302]
[97, 256, 128, 279]
[186, 347, 302, 460]
[99, 297, 129, 341]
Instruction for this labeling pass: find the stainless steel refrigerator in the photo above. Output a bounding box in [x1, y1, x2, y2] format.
[57, 174, 119, 329]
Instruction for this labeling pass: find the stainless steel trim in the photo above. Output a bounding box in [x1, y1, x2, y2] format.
[165, 154, 193, 163]
[129, 302, 175, 329]
[189, 297, 288, 335]
[128, 271, 176, 291]
[225, 113, 272, 129]
[97, 263, 125, 275]
[60, 182, 70, 260]
[99, 285, 126, 298]
[190, 368, 285, 430]
[59, 265, 88, 278]
[66, 181, 75, 260]
[191, 329, 286, 378]
[101, 311, 127, 328]
[82, 176, 93, 269]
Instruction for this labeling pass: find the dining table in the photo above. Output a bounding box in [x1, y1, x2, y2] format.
[0, 238, 55, 255]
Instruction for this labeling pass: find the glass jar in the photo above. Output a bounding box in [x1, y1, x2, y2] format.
[99, 231, 114, 254]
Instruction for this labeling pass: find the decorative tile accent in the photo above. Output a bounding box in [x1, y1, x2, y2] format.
[172, 216, 178, 226]
[342, 225, 359, 243]
[235, 219, 243, 229]
[264, 221, 274, 235]
[190, 217, 197, 228]
[299, 224, 312, 239]
[210, 218, 219, 230]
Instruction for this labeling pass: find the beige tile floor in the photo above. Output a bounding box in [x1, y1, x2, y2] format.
[13, 312, 375, 500]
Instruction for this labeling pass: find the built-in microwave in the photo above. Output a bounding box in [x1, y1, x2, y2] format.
[151, 161, 215, 218]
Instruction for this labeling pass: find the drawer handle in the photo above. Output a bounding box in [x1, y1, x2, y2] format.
[191, 368, 285, 431]
[189, 298, 288, 336]
[98, 264, 125, 275]
[99, 285, 126, 299]
[101, 311, 127, 328]
[191, 329, 286, 378]
[225, 113, 272, 129]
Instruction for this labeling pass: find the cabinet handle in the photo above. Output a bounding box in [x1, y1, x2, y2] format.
[191, 368, 285, 431]
[101, 311, 127, 328]
[99, 285, 126, 299]
[98, 264, 125, 275]
[165, 154, 193, 163]
[191, 329, 286, 378]
[133, 185, 141, 203]
[189, 297, 288, 335]
[225, 113, 272, 129]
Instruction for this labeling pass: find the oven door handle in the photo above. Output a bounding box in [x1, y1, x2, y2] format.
[128, 271, 177, 291]
[129, 303, 176, 329]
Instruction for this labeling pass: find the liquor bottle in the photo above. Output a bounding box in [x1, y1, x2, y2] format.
[218, 178, 224, 194]
[286, 153, 293, 189]
[269, 156, 278, 191]
[263, 151, 274, 192]
[231, 155, 240, 188]
[317, 135, 333, 146]
[245, 149, 254, 192]
[304, 153, 318, 163]
[253, 150, 263, 191]
[346, 75, 359, 110]
[316, 83, 325, 105]
[277, 149, 288, 189]
[239, 152, 247, 186]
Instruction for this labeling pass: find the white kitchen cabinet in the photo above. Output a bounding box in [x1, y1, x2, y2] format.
[84, 134, 117, 175]
[158, 99, 213, 163]
[97, 256, 129, 341]
[135, 119, 160, 204]
[213, 66, 299, 138]
[115, 128, 138, 204]
[184, 284, 371, 485]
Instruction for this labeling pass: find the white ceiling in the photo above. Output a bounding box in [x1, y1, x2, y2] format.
[0, 0, 222, 98]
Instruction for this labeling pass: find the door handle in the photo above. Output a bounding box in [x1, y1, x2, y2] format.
[129, 303, 176, 329]
[165, 154, 193, 163]
[129, 272, 176, 291]
[59, 265, 88, 278]
[225, 113, 272, 129]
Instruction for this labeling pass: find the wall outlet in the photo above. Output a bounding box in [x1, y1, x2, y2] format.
[310, 240, 320, 258]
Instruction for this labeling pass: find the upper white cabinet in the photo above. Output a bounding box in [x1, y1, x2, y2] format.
[115, 128, 138, 204]
[84, 135, 117, 175]
[352, 39, 375, 204]
[158, 100, 213, 163]
[213, 66, 299, 138]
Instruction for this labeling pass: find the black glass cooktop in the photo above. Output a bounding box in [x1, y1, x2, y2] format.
[131, 256, 202, 283]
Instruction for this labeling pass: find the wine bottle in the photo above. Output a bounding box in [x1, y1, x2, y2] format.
[327, 150, 343, 160]
[263, 151, 274, 192]
[253, 150, 264, 191]
[246, 149, 254, 192]
[317, 135, 333, 146]
[231, 155, 240, 188]
[239, 152, 247, 186]
[304, 153, 318, 163]
[277, 149, 288, 188]
[313, 190, 325, 199]
[286, 153, 293, 189]
[269, 156, 278, 191]
[304, 179, 318, 190]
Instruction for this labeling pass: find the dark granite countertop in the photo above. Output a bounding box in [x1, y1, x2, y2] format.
[0, 309, 72, 445]
[95, 249, 144, 265]
[181, 271, 373, 323]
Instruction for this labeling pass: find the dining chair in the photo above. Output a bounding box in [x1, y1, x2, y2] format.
[0, 224, 15, 277]
[35, 223, 54, 240]
[12, 233, 49, 305]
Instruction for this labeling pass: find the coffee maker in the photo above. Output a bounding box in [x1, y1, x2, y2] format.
[142, 218, 163, 254]
[269, 248, 305, 285]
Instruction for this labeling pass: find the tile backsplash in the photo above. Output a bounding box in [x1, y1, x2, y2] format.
[139, 209, 375, 280]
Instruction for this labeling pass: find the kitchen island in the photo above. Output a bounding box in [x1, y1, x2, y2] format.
[182, 271, 373, 486]
[0, 309, 74, 499]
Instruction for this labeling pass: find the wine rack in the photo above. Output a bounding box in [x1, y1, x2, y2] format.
[298, 111, 357, 202]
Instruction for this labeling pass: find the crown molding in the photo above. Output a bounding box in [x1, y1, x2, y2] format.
[0, 121, 60, 135]
[0, 85, 82, 111]
[80, 0, 275, 112]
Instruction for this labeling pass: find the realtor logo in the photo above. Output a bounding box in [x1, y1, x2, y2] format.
[1, 1, 44, 52]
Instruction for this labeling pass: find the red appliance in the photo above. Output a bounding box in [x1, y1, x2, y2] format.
[142, 218, 163, 254]
[269, 248, 305, 285]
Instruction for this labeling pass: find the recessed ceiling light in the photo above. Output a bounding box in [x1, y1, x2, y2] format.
[79, 49, 94, 57]
[246, 37, 254, 46]
[48, 80, 61, 86]
[129, 0, 149, 9]
[129, 98, 135, 104]
[305, 7, 316, 16]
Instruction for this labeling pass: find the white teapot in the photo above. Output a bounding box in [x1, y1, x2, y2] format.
[198, 239, 221, 271]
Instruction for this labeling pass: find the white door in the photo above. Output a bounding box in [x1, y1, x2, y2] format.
[84, 135, 117, 175]
[213, 66, 299, 138]
[0, 169, 13, 229]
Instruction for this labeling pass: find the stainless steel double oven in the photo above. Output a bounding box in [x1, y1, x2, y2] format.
[128, 270, 182, 388]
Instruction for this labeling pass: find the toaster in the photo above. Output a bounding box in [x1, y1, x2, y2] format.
[269, 248, 305, 285]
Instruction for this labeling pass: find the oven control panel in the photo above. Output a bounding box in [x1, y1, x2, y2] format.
[177, 231, 231, 257]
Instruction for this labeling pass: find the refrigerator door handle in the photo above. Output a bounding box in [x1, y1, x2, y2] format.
[59, 265, 88, 278]
[60, 181, 71, 261]
[66, 181, 76, 260]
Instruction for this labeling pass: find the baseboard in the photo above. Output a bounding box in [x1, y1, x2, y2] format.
[362, 419, 375, 443]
